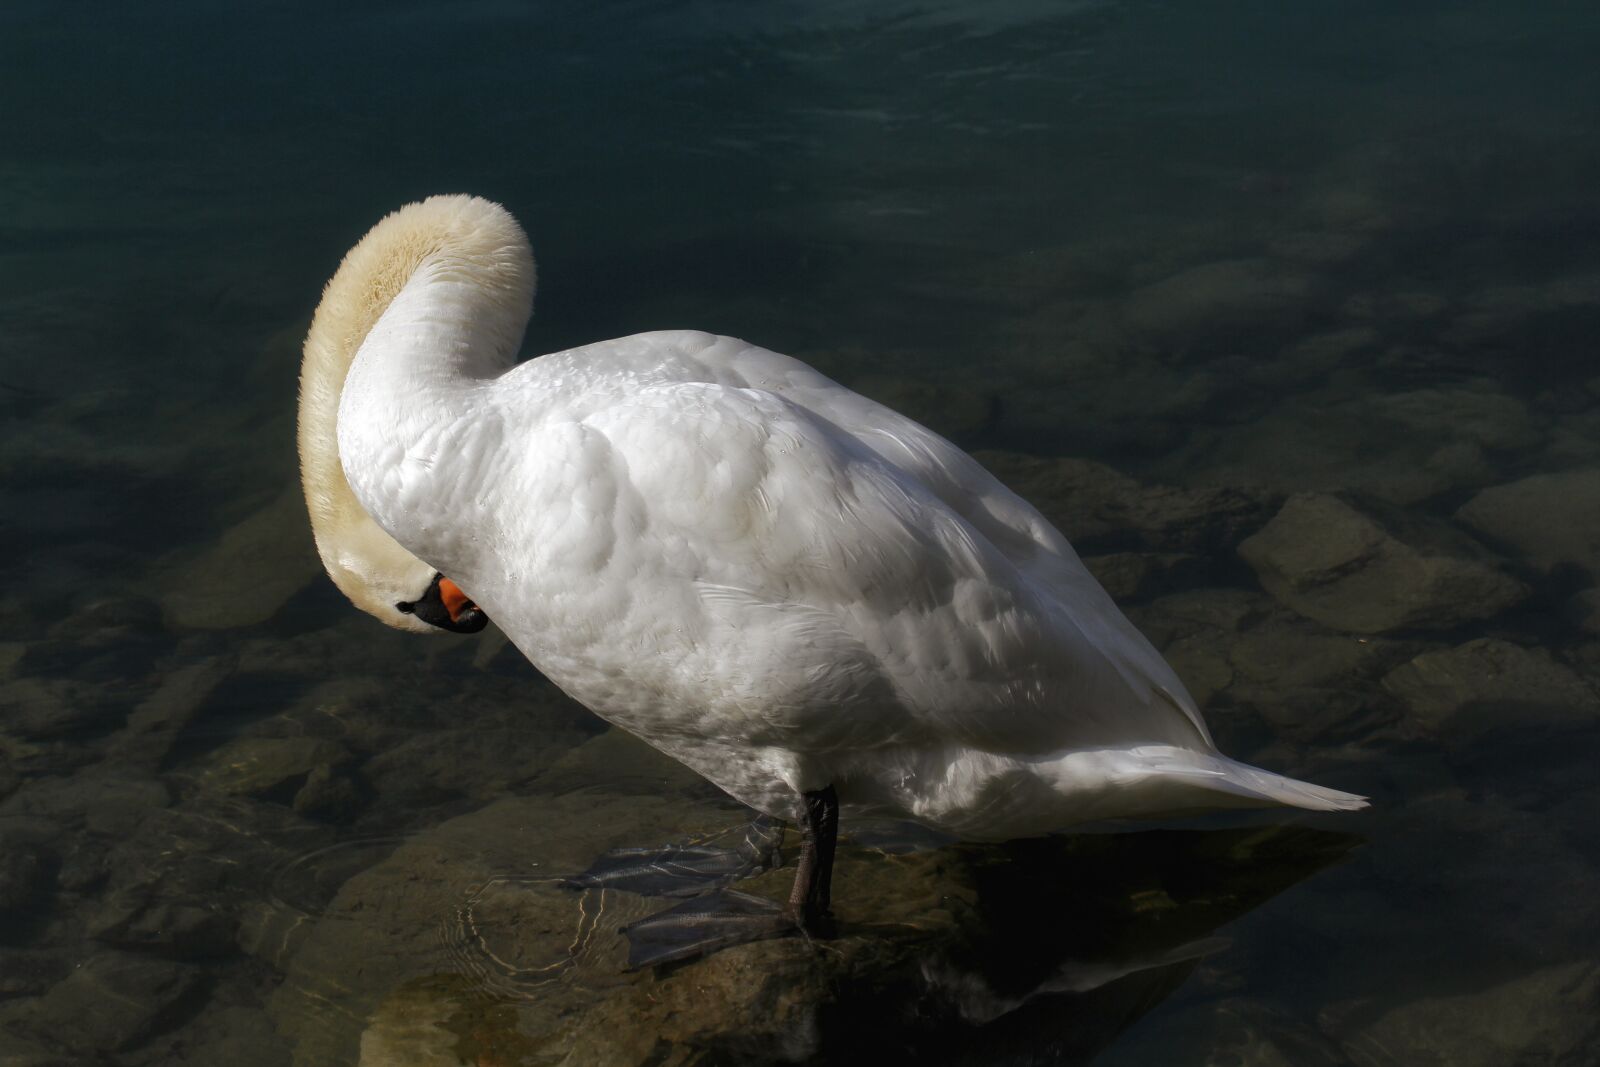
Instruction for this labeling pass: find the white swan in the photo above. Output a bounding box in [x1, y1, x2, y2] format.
[299, 195, 1364, 931]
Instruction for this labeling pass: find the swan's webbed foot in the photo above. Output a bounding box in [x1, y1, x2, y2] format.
[619, 889, 799, 969]
[618, 786, 840, 970]
[560, 815, 783, 898]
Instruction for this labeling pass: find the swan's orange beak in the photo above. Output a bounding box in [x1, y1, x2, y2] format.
[396, 573, 490, 633]
[438, 578, 475, 625]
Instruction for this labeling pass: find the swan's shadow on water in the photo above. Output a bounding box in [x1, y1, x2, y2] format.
[887, 824, 1360, 1065]
[431, 819, 1358, 1065]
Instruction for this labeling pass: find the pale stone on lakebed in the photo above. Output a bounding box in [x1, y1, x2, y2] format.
[1381, 638, 1599, 739]
[1456, 469, 1600, 579]
[1238, 493, 1527, 633]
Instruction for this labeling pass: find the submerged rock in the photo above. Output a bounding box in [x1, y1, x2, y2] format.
[1351, 960, 1600, 1067]
[1238, 494, 1527, 633]
[1155, 383, 1525, 506]
[1222, 621, 1410, 742]
[1381, 638, 1599, 740]
[1455, 469, 1600, 581]
[154, 488, 324, 631]
[88, 897, 237, 959]
[976, 451, 1276, 555]
[198, 737, 350, 800]
[530, 726, 718, 800]
[0, 1031, 76, 1067]
[0, 948, 72, 999]
[23, 952, 203, 1055]
[291, 763, 365, 820]
[363, 720, 592, 810]
[0, 642, 23, 682]
[0, 836, 55, 921]
[1082, 552, 1205, 601]
[73, 792, 323, 977]
[1127, 589, 1276, 711]
[0, 677, 127, 740]
[0, 773, 172, 837]
[1570, 589, 1600, 638]
[158, 1005, 292, 1067]
[1361, 383, 1538, 454]
[106, 654, 236, 771]
[1122, 258, 1316, 347]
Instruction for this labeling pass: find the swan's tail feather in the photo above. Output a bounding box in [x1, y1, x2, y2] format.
[1029, 746, 1369, 826]
[1122, 747, 1368, 813]
[1199, 754, 1369, 812]
[924, 746, 1366, 840]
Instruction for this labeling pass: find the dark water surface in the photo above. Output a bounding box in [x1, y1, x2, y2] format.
[3, 2, 1599, 1063]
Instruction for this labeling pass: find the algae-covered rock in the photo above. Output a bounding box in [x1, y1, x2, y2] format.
[1351, 960, 1600, 1067]
[291, 762, 365, 820]
[24, 952, 203, 1055]
[1238, 493, 1527, 633]
[362, 722, 589, 811]
[1570, 589, 1600, 638]
[0, 835, 55, 920]
[1082, 552, 1205, 601]
[0, 1030, 77, 1067]
[530, 725, 717, 800]
[0, 772, 172, 837]
[268, 792, 746, 1066]
[88, 897, 236, 959]
[977, 451, 1275, 554]
[1157, 386, 1519, 506]
[155, 488, 324, 631]
[1358, 382, 1537, 454]
[1456, 469, 1600, 580]
[106, 655, 236, 771]
[1223, 621, 1409, 741]
[0, 677, 127, 740]
[1122, 258, 1316, 345]
[1381, 638, 1599, 739]
[159, 1005, 292, 1067]
[198, 737, 350, 799]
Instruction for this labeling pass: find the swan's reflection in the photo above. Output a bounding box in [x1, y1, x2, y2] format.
[857, 824, 1359, 1064]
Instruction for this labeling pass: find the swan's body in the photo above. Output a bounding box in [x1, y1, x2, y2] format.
[301, 195, 1363, 846]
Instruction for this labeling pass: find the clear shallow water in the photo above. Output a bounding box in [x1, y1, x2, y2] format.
[2, 1, 1599, 1063]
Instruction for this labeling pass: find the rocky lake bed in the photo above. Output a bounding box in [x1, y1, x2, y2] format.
[4, 354, 1599, 1062]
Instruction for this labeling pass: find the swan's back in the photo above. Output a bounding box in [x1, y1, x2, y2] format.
[482, 329, 1212, 763]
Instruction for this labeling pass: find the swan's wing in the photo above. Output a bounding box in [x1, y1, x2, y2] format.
[647, 331, 1211, 748]
[648, 332, 1083, 575]
[572, 377, 1210, 754]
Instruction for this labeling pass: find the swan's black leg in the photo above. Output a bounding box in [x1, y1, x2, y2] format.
[787, 785, 839, 926]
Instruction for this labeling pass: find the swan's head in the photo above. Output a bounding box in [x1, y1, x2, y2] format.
[298, 194, 530, 635]
[313, 516, 489, 636]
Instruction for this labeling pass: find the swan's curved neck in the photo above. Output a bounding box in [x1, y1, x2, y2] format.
[298, 195, 535, 629]
[348, 230, 536, 389]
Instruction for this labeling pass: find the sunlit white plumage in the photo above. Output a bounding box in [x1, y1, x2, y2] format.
[301, 194, 1365, 841]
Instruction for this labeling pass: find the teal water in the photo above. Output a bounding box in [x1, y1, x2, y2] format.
[3, 2, 1599, 1064]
